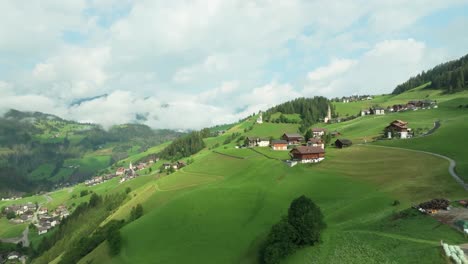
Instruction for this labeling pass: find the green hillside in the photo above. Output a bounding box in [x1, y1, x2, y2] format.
[75, 89, 468, 264]
[0, 110, 183, 195]
[2, 87, 467, 264]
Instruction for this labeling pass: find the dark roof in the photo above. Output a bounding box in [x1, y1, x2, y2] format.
[271, 139, 288, 144]
[290, 146, 325, 154]
[247, 136, 259, 141]
[308, 138, 323, 144]
[283, 133, 303, 138]
[335, 139, 352, 145]
[311, 128, 327, 132]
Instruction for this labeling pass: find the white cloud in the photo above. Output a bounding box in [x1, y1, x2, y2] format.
[303, 39, 446, 97]
[1, 1, 467, 129]
[307, 59, 357, 81]
[31, 46, 111, 99]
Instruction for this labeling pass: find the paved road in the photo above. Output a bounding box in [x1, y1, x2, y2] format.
[364, 144, 468, 191]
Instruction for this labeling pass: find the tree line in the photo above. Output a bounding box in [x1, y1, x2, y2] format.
[392, 53, 468, 94]
[263, 97, 333, 133]
[159, 131, 207, 161]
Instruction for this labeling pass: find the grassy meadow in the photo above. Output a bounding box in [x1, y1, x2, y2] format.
[79, 144, 466, 264]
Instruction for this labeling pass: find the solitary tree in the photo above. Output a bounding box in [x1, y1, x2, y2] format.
[287, 195, 326, 246]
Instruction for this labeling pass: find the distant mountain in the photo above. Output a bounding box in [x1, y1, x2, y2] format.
[0, 109, 184, 196]
[70, 94, 108, 107]
[392, 53, 468, 94]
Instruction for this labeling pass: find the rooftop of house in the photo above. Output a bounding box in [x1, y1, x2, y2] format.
[291, 146, 325, 154]
[336, 139, 352, 145]
[283, 133, 304, 138]
[308, 138, 323, 144]
[311, 128, 327, 132]
[271, 139, 288, 144]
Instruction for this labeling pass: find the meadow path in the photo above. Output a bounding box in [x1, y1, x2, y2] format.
[363, 144, 468, 191]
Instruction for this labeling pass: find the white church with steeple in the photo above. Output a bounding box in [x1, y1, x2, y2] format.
[256, 111, 263, 124]
[324, 104, 332, 124]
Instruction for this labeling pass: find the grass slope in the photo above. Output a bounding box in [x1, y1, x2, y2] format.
[83, 145, 465, 264]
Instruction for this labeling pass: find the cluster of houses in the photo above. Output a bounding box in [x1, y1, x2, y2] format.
[162, 161, 186, 171]
[84, 174, 117, 186]
[360, 107, 386, 116]
[0, 196, 22, 202]
[339, 95, 373, 103]
[1, 203, 69, 235]
[36, 205, 70, 235]
[391, 100, 438, 112]
[2, 203, 36, 224]
[245, 128, 353, 166]
[361, 100, 438, 117]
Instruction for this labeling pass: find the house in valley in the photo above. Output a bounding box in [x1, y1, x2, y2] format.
[289, 146, 325, 163]
[386, 120, 411, 139]
[271, 140, 288, 150]
[334, 139, 353, 148]
[307, 138, 324, 149]
[311, 128, 327, 137]
[281, 133, 304, 145]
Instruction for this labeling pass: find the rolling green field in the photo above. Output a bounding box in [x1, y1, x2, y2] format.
[79, 144, 466, 264]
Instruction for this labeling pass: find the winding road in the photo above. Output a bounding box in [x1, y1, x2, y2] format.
[364, 144, 468, 191]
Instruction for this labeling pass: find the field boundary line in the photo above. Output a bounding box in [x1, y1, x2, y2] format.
[362, 144, 468, 191]
[248, 148, 283, 161]
[346, 230, 439, 245]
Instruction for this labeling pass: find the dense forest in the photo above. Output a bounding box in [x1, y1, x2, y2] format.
[0, 110, 182, 195]
[159, 130, 207, 161]
[263, 97, 333, 132]
[392, 53, 468, 94]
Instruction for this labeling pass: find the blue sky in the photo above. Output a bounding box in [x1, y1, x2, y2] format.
[1, 0, 468, 129]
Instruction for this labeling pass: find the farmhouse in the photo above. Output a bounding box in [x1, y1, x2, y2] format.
[311, 128, 327, 137]
[246, 137, 270, 147]
[116, 167, 126, 175]
[370, 107, 385, 115]
[335, 139, 352, 148]
[386, 120, 411, 139]
[360, 109, 371, 116]
[289, 146, 325, 163]
[281, 133, 304, 145]
[307, 138, 324, 149]
[271, 140, 288, 150]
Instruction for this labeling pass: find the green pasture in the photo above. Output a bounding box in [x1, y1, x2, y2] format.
[81, 144, 466, 263]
